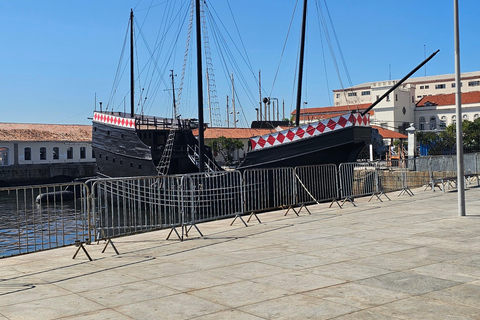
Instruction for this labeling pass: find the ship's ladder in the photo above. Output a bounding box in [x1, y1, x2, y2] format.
[156, 128, 176, 176]
[187, 144, 220, 172]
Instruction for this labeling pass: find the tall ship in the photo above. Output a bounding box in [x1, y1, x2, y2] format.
[92, 8, 217, 178]
[92, 1, 438, 177]
[239, 0, 438, 170]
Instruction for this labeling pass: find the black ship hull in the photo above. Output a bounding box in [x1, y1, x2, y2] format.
[92, 112, 207, 178]
[239, 125, 372, 170]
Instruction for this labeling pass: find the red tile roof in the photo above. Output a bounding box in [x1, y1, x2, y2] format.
[417, 91, 480, 107]
[291, 103, 372, 115]
[372, 126, 407, 139]
[193, 127, 276, 139]
[0, 123, 92, 142]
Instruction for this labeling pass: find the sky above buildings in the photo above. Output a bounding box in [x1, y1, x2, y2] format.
[0, 0, 478, 127]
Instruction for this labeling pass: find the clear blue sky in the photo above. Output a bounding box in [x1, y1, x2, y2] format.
[0, 0, 478, 127]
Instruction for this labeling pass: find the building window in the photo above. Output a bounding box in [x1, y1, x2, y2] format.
[80, 147, 86, 159]
[417, 95, 422, 99]
[435, 84, 446, 89]
[419, 117, 425, 130]
[67, 147, 73, 159]
[361, 91, 371, 96]
[112, 157, 115, 163]
[53, 147, 59, 160]
[452, 115, 456, 125]
[463, 114, 468, 120]
[430, 116, 436, 130]
[24, 147, 31, 161]
[395, 94, 398, 101]
[440, 116, 447, 129]
[425, 85, 429, 89]
[0, 147, 9, 166]
[347, 92, 357, 97]
[386, 95, 390, 102]
[336, 94, 340, 98]
[468, 81, 480, 87]
[120, 159, 123, 166]
[420, 86, 424, 89]
[138, 164, 142, 170]
[452, 82, 463, 88]
[475, 114, 479, 120]
[40, 147, 47, 160]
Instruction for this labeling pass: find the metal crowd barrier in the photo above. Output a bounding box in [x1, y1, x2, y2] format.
[179, 171, 243, 234]
[0, 182, 89, 258]
[294, 164, 338, 210]
[90, 175, 183, 241]
[338, 162, 388, 205]
[243, 167, 296, 217]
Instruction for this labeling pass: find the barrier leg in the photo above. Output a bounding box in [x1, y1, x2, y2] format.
[246, 212, 262, 224]
[102, 238, 119, 255]
[72, 242, 92, 261]
[230, 214, 248, 227]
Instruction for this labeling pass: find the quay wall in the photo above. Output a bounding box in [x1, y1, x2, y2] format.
[0, 163, 96, 187]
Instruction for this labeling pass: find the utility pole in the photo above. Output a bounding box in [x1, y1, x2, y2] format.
[454, 0, 465, 216]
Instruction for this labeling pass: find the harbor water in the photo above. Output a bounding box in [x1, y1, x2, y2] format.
[0, 188, 87, 258]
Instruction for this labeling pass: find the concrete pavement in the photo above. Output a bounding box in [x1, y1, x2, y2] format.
[1, 186, 480, 319]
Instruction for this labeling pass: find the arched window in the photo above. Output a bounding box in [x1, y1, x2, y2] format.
[440, 116, 447, 129]
[80, 147, 86, 159]
[53, 147, 59, 160]
[67, 147, 73, 159]
[430, 116, 437, 130]
[474, 114, 479, 120]
[452, 115, 456, 125]
[419, 117, 426, 130]
[40, 147, 47, 160]
[0, 147, 9, 166]
[463, 114, 468, 120]
[24, 147, 31, 161]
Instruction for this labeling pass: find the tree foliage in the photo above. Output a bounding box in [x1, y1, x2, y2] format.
[208, 136, 244, 166]
[417, 118, 480, 155]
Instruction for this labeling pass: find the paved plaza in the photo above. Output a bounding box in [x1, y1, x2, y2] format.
[1, 186, 480, 319]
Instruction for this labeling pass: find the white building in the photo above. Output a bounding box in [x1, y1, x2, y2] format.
[0, 123, 94, 166]
[0, 123, 95, 186]
[415, 91, 480, 131]
[329, 71, 480, 133]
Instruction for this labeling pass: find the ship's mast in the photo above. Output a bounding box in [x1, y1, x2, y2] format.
[130, 9, 135, 118]
[295, 0, 308, 127]
[195, 0, 205, 172]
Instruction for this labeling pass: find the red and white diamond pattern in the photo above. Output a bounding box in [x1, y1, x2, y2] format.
[251, 113, 370, 151]
[93, 112, 136, 129]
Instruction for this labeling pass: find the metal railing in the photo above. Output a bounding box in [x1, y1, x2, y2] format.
[3, 154, 480, 258]
[0, 182, 89, 258]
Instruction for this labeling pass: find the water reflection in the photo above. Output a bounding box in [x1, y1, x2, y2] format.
[0, 188, 88, 258]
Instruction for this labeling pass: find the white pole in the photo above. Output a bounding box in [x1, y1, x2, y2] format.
[454, 0, 466, 216]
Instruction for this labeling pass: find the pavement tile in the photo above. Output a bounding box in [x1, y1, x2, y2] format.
[237, 294, 360, 320]
[189, 280, 291, 308]
[306, 261, 393, 282]
[0, 294, 106, 320]
[75, 279, 180, 308]
[150, 268, 242, 292]
[251, 270, 345, 293]
[423, 282, 480, 309]
[369, 296, 480, 320]
[303, 282, 410, 309]
[261, 253, 338, 270]
[59, 309, 134, 320]
[410, 261, 480, 282]
[114, 293, 227, 320]
[355, 271, 461, 295]
[187, 309, 265, 320]
[331, 310, 402, 319]
[0, 282, 71, 307]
